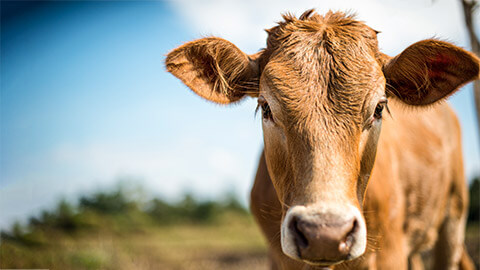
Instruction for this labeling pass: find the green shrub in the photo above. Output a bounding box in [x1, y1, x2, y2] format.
[468, 177, 480, 223]
[1, 184, 250, 240]
[79, 189, 135, 214]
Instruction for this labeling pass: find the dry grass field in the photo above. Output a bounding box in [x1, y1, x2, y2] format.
[1, 212, 269, 270]
[0, 188, 270, 270]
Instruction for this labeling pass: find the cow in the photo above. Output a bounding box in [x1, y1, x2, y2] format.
[165, 10, 478, 270]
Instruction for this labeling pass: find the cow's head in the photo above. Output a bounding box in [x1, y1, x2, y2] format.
[166, 10, 479, 266]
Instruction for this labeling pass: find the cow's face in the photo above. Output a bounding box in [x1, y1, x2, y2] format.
[257, 11, 384, 264]
[257, 17, 381, 265]
[165, 10, 479, 267]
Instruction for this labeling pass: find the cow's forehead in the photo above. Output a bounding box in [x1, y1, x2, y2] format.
[259, 11, 384, 133]
[264, 10, 379, 56]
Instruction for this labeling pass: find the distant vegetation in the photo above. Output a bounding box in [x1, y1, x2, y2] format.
[1, 185, 249, 244]
[466, 176, 480, 269]
[468, 176, 479, 223]
[0, 179, 479, 269]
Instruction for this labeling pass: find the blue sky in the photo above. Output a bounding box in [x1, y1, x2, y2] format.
[1, 0, 479, 229]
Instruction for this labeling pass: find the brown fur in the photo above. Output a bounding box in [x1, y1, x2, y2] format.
[166, 10, 479, 270]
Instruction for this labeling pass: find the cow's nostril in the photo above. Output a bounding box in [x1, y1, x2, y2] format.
[288, 214, 359, 262]
[339, 219, 358, 254]
[289, 217, 309, 250]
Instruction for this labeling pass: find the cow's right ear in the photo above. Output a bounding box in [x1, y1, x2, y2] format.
[165, 37, 260, 104]
[382, 39, 480, 106]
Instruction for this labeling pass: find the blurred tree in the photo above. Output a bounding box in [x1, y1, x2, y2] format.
[223, 192, 248, 214]
[177, 194, 219, 223]
[79, 189, 135, 214]
[192, 201, 218, 222]
[148, 198, 179, 223]
[460, 0, 480, 134]
[468, 177, 480, 222]
[11, 222, 23, 239]
[147, 193, 247, 224]
[54, 199, 80, 232]
[39, 210, 56, 227]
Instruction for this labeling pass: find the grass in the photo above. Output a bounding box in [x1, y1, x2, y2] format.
[3, 215, 478, 270]
[0, 212, 268, 270]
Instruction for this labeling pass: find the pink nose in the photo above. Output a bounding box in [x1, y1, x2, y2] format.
[289, 213, 358, 263]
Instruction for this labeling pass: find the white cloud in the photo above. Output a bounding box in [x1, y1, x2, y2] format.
[49, 140, 255, 196]
[169, 0, 474, 53]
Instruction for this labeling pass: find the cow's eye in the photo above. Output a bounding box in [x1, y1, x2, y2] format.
[374, 103, 384, 119]
[261, 102, 272, 120]
[257, 97, 274, 122]
[374, 99, 388, 120]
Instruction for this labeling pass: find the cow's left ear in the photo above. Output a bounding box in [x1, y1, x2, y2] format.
[165, 37, 260, 104]
[382, 39, 480, 105]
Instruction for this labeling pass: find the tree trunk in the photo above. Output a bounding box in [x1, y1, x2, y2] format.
[461, 0, 480, 137]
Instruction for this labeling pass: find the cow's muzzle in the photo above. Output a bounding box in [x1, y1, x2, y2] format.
[281, 204, 366, 266]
